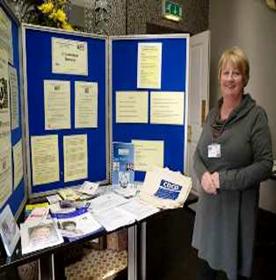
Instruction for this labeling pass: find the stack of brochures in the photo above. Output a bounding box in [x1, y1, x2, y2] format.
[138, 167, 192, 209]
[52, 208, 103, 241]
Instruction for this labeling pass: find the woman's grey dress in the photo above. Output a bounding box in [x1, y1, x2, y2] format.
[192, 94, 273, 280]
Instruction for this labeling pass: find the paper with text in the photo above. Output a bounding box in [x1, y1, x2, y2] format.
[116, 91, 148, 123]
[8, 66, 19, 129]
[31, 135, 60, 186]
[137, 43, 162, 89]
[150, 91, 184, 125]
[44, 80, 71, 130]
[63, 134, 88, 182]
[75, 81, 98, 128]
[132, 140, 164, 172]
[0, 47, 12, 207]
[0, 7, 13, 64]
[13, 139, 23, 189]
[52, 37, 88, 75]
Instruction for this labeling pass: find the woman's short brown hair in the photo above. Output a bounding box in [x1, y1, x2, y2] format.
[218, 47, 250, 86]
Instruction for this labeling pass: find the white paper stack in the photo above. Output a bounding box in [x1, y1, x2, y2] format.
[118, 198, 159, 221]
[88, 192, 128, 213]
[93, 207, 135, 232]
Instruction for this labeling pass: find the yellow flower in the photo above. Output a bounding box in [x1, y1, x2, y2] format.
[62, 22, 74, 31]
[49, 9, 67, 23]
[38, 2, 54, 14]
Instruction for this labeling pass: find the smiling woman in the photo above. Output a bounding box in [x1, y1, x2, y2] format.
[192, 47, 273, 280]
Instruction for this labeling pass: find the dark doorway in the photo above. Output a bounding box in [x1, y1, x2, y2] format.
[146, 22, 191, 35]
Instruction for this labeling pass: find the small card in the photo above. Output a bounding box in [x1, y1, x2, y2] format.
[208, 143, 221, 158]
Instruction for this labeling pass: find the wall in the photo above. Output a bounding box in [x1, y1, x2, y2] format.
[69, 0, 209, 35]
[209, 0, 276, 213]
[127, 0, 208, 34]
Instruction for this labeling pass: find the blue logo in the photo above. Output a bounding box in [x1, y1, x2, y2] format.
[154, 179, 182, 200]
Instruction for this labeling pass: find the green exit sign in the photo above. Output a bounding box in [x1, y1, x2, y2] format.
[163, 0, 183, 22]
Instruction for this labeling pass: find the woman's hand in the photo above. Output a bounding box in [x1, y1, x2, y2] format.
[201, 171, 217, 195]
[211, 172, 220, 189]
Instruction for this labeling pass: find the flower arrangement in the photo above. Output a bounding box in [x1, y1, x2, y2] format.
[36, 0, 73, 30]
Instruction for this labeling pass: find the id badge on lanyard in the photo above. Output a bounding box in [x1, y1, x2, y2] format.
[208, 143, 221, 158]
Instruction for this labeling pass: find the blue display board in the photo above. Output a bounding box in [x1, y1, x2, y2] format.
[111, 35, 189, 181]
[0, 1, 26, 216]
[23, 25, 108, 195]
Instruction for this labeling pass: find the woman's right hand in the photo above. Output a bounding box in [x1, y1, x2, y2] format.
[201, 171, 217, 195]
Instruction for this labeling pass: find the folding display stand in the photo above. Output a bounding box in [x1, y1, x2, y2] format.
[0, 1, 190, 279]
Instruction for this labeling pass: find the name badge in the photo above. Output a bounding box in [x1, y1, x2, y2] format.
[208, 143, 221, 158]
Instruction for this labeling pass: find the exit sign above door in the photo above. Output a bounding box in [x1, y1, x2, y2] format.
[162, 0, 183, 22]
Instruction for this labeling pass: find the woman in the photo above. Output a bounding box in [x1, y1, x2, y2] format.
[192, 47, 273, 280]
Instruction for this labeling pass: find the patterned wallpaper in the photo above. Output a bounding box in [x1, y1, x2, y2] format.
[126, 0, 209, 35]
[6, 0, 208, 35]
[86, 0, 209, 35]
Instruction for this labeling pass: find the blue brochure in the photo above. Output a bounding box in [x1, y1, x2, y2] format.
[112, 142, 135, 187]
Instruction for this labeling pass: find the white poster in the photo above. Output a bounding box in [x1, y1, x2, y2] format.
[52, 37, 88, 75]
[44, 80, 71, 130]
[9, 66, 19, 129]
[63, 134, 88, 182]
[75, 81, 98, 128]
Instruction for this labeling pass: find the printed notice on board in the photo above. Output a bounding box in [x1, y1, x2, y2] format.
[131, 140, 164, 172]
[31, 135, 60, 186]
[137, 43, 162, 89]
[150, 92, 185, 125]
[0, 7, 13, 64]
[75, 81, 98, 128]
[0, 135, 12, 208]
[0, 47, 12, 207]
[13, 139, 23, 189]
[52, 37, 88, 75]
[63, 134, 88, 182]
[9, 66, 19, 129]
[116, 91, 148, 123]
[44, 80, 71, 130]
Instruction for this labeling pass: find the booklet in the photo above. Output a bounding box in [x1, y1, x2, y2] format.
[24, 207, 49, 224]
[58, 188, 80, 201]
[0, 205, 20, 257]
[112, 142, 135, 188]
[20, 219, 63, 255]
[52, 208, 103, 241]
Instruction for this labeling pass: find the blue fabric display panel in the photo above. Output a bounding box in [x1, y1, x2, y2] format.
[111, 36, 189, 181]
[23, 26, 108, 194]
[0, 2, 26, 215]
